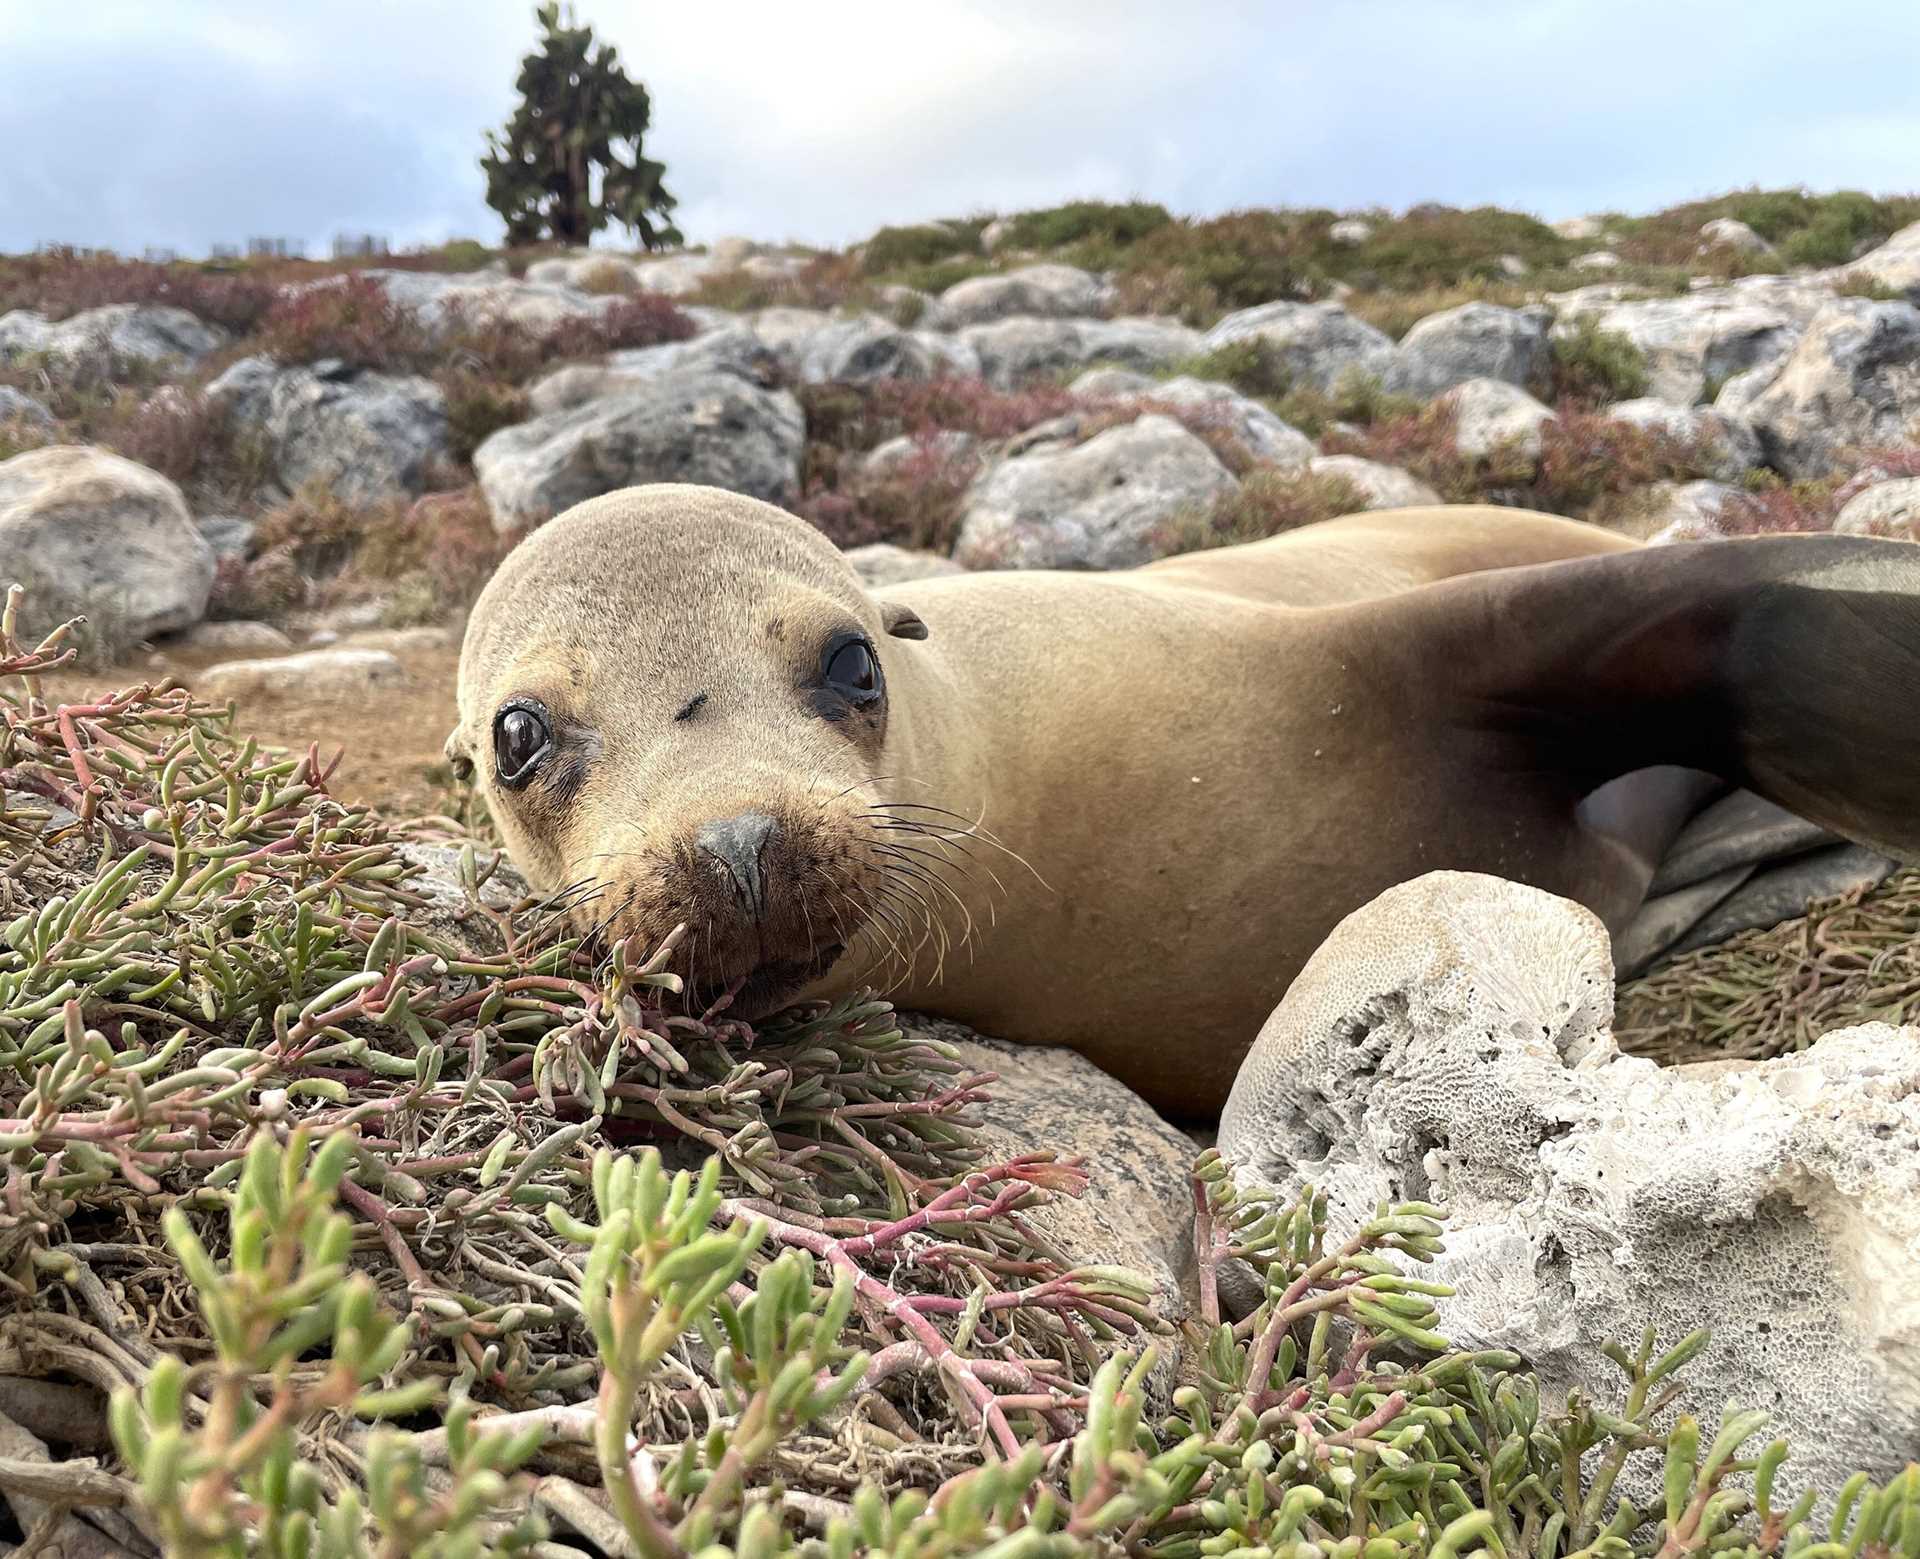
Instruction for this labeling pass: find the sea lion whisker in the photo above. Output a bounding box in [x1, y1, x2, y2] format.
[869, 844, 980, 951]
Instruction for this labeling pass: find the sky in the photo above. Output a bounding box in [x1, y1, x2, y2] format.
[4, 0, 1920, 259]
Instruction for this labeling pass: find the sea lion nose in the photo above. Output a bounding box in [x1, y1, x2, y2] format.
[696, 811, 778, 920]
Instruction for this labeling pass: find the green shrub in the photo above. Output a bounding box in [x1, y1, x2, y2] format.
[1177, 338, 1294, 399]
[1549, 316, 1651, 404]
[1001, 198, 1172, 253]
[862, 218, 990, 274]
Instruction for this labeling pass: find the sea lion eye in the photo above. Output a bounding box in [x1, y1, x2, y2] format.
[493, 701, 552, 788]
[822, 636, 881, 704]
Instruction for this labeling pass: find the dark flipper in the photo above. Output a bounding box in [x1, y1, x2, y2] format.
[1423, 535, 1920, 866]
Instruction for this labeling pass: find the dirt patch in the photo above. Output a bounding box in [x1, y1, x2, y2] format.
[36, 630, 464, 818]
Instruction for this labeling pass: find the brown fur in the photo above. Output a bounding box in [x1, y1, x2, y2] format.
[455, 485, 1920, 1115]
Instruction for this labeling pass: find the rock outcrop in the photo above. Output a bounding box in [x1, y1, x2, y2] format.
[1219, 870, 1920, 1500]
[0, 446, 214, 645]
[474, 370, 805, 533]
[954, 414, 1236, 570]
[206, 357, 452, 503]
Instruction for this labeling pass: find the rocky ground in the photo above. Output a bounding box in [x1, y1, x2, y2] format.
[5, 193, 1920, 812]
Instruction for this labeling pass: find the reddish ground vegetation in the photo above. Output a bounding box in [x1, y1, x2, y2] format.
[213, 484, 511, 626]
[0, 248, 279, 332]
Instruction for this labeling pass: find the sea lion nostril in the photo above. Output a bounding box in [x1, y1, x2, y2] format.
[695, 811, 779, 918]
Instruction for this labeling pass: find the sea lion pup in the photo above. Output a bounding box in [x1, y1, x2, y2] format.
[450, 483, 1920, 1115]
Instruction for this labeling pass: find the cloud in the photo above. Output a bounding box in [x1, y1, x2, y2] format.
[1, 0, 1916, 258]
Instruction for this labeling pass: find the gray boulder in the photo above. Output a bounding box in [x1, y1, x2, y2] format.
[1203, 302, 1396, 394]
[1602, 397, 1762, 482]
[1437, 378, 1556, 461]
[177, 620, 295, 655]
[198, 646, 403, 701]
[1846, 220, 1920, 299]
[361, 268, 625, 338]
[797, 314, 947, 385]
[1552, 288, 1812, 405]
[1329, 218, 1374, 246]
[859, 430, 979, 483]
[0, 446, 214, 644]
[0, 386, 53, 427]
[1834, 477, 1920, 540]
[474, 371, 805, 533]
[844, 543, 967, 588]
[526, 325, 777, 416]
[1306, 455, 1439, 509]
[1738, 299, 1920, 477]
[1385, 302, 1551, 398]
[1553, 215, 1606, 241]
[1218, 870, 1920, 1501]
[195, 514, 256, 563]
[960, 316, 1201, 390]
[1571, 250, 1621, 271]
[0, 303, 226, 383]
[954, 414, 1237, 570]
[1070, 367, 1315, 468]
[935, 1024, 1196, 1347]
[206, 357, 450, 503]
[1640, 480, 1748, 544]
[1697, 217, 1775, 257]
[924, 264, 1110, 330]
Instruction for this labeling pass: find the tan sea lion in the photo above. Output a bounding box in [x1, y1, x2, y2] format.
[449, 483, 1920, 1115]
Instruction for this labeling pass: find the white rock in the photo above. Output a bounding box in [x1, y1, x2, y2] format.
[1305, 455, 1440, 510]
[1641, 480, 1747, 544]
[1329, 218, 1374, 246]
[954, 414, 1237, 570]
[1834, 477, 1920, 540]
[526, 325, 778, 416]
[1845, 220, 1920, 298]
[1552, 215, 1606, 241]
[1436, 378, 1556, 461]
[1497, 254, 1530, 278]
[1218, 871, 1920, 1497]
[796, 314, 950, 385]
[178, 620, 295, 656]
[1385, 302, 1551, 398]
[352, 269, 627, 337]
[979, 218, 1014, 254]
[843, 542, 967, 587]
[1698, 217, 1775, 257]
[198, 647, 403, 701]
[959, 316, 1202, 390]
[1571, 250, 1621, 271]
[1204, 302, 1397, 395]
[630, 252, 726, 298]
[1602, 397, 1762, 481]
[0, 303, 226, 383]
[0, 446, 214, 644]
[1738, 299, 1920, 477]
[1551, 286, 1816, 406]
[474, 370, 805, 533]
[1069, 368, 1315, 468]
[923, 264, 1111, 330]
[859, 430, 979, 483]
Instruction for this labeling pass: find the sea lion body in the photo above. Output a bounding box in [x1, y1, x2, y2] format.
[453, 485, 1920, 1115]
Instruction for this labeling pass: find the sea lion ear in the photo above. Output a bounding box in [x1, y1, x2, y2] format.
[443, 726, 475, 782]
[881, 602, 929, 641]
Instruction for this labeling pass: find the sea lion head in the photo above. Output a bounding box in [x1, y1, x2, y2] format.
[449, 485, 934, 1016]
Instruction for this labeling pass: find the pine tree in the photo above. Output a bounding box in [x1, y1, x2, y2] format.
[481, 4, 682, 249]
